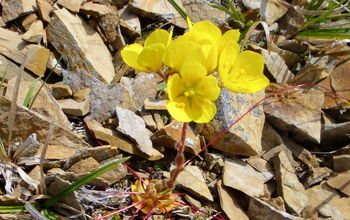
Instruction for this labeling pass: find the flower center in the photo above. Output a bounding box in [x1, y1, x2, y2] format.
[184, 90, 195, 97]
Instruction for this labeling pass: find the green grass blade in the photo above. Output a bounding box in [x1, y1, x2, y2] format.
[297, 28, 350, 39]
[210, 3, 236, 20]
[0, 205, 26, 212]
[157, 81, 167, 91]
[225, 0, 244, 22]
[28, 56, 63, 109]
[23, 75, 43, 107]
[0, 67, 7, 94]
[42, 157, 130, 209]
[167, 0, 192, 22]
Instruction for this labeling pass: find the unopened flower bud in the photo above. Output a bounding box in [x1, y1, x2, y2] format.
[176, 154, 184, 168]
[166, 179, 175, 189]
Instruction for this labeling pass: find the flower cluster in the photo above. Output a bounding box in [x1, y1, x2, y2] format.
[121, 18, 269, 123]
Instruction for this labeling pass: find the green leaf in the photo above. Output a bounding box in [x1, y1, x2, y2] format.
[42, 157, 130, 209]
[0, 67, 7, 94]
[23, 75, 43, 107]
[157, 81, 167, 91]
[0, 206, 26, 212]
[297, 28, 350, 39]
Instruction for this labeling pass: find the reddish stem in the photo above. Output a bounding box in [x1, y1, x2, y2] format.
[95, 198, 146, 220]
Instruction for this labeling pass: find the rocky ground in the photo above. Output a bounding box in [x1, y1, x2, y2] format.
[0, 0, 350, 219]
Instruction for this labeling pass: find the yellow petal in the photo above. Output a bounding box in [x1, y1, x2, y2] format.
[217, 29, 240, 55]
[182, 31, 215, 47]
[187, 17, 193, 31]
[121, 44, 148, 72]
[137, 43, 165, 72]
[196, 75, 221, 101]
[218, 41, 240, 83]
[231, 51, 264, 79]
[192, 20, 221, 42]
[166, 97, 193, 122]
[144, 29, 170, 48]
[167, 73, 185, 100]
[191, 96, 217, 123]
[180, 62, 207, 85]
[183, 44, 217, 73]
[225, 74, 270, 93]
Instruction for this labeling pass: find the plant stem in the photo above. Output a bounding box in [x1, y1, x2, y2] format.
[170, 122, 188, 183]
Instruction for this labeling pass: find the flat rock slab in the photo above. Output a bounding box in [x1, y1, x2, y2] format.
[58, 97, 90, 117]
[273, 151, 308, 214]
[263, 83, 324, 144]
[47, 8, 115, 84]
[327, 171, 350, 196]
[116, 107, 153, 157]
[223, 158, 274, 197]
[2, 0, 37, 23]
[202, 88, 265, 156]
[35, 145, 77, 160]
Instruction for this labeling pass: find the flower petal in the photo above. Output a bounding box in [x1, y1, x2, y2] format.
[167, 73, 185, 100]
[183, 44, 217, 73]
[191, 96, 217, 123]
[166, 97, 192, 122]
[180, 62, 207, 85]
[192, 20, 222, 42]
[231, 51, 264, 80]
[121, 44, 148, 72]
[218, 41, 240, 83]
[137, 43, 165, 72]
[217, 29, 240, 55]
[144, 29, 171, 48]
[225, 74, 270, 93]
[196, 75, 221, 101]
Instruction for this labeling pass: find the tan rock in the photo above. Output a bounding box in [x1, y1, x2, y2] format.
[0, 28, 50, 77]
[36, 0, 52, 23]
[304, 167, 333, 187]
[35, 145, 77, 160]
[99, 155, 128, 184]
[112, 0, 129, 8]
[96, 6, 121, 46]
[327, 171, 350, 196]
[0, 55, 37, 82]
[47, 8, 115, 84]
[2, 0, 37, 23]
[333, 155, 350, 173]
[277, 6, 306, 38]
[118, 4, 141, 37]
[57, 0, 84, 13]
[152, 120, 201, 154]
[202, 88, 265, 156]
[21, 13, 38, 31]
[273, 151, 308, 214]
[49, 82, 73, 99]
[129, 0, 187, 29]
[260, 0, 290, 25]
[263, 83, 324, 144]
[247, 157, 273, 172]
[141, 112, 157, 132]
[73, 88, 90, 102]
[67, 157, 100, 174]
[144, 98, 167, 110]
[46, 50, 64, 75]
[57, 96, 90, 116]
[217, 180, 249, 220]
[22, 20, 45, 44]
[261, 121, 283, 151]
[84, 117, 163, 160]
[223, 158, 273, 197]
[153, 112, 164, 130]
[80, 2, 112, 16]
[5, 77, 72, 131]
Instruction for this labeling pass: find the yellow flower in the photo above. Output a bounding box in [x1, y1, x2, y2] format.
[166, 62, 220, 123]
[121, 29, 173, 73]
[218, 41, 269, 93]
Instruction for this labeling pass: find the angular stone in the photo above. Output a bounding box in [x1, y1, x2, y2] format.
[153, 112, 164, 130]
[278, 6, 306, 38]
[217, 180, 249, 220]
[63, 69, 132, 123]
[118, 4, 141, 37]
[205, 153, 224, 171]
[0, 55, 37, 82]
[260, 0, 290, 25]
[97, 6, 120, 44]
[129, 0, 187, 29]
[144, 98, 167, 110]
[46, 51, 64, 75]
[250, 45, 294, 83]
[303, 167, 333, 188]
[327, 171, 350, 196]
[223, 158, 273, 197]
[247, 157, 273, 172]
[263, 83, 324, 144]
[5, 77, 72, 131]
[273, 151, 308, 214]
[84, 117, 163, 160]
[57, 96, 90, 116]
[73, 88, 90, 102]
[21, 13, 38, 31]
[49, 82, 73, 99]
[47, 8, 115, 84]
[67, 157, 100, 174]
[116, 107, 153, 157]
[0, 28, 50, 77]
[80, 2, 111, 16]
[333, 155, 350, 173]
[140, 112, 157, 132]
[152, 120, 201, 154]
[35, 145, 77, 160]
[248, 197, 304, 220]
[2, 0, 37, 23]
[57, 0, 84, 13]
[261, 121, 283, 152]
[22, 20, 45, 44]
[36, 0, 52, 23]
[0, 96, 90, 149]
[262, 144, 299, 168]
[202, 88, 265, 156]
[99, 155, 127, 184]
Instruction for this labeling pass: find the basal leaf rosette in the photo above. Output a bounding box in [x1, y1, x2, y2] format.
[218, 41, 270, 93]
[121, 29, 173, 73]
[166, 62, 221, 123]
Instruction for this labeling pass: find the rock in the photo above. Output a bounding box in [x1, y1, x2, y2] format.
[120, 73, 158, 111]
[260, 0, 290, 25]
[47, 8, 115, 84]
[96, 5, 121, 45]
[278, 5, 306, 38]
[0, 55, 37, 82]
[129, 0, 187, 29]
[57, 96, 90, 116]
[262, 144, 299, 168]
[35, 145, 77, 160]
[333, 155, 350, 173]
[84, 117, 163, 160]
[21, 13, 38, 31]
[1, 0, 37, 23]
[115, 107, 153, 157]
[263, 83, 324, 144]
[217, 180, 249, 220]
[140, 112, 157, 132]
[99, 155, 127, 184]
[184, 194, 202, 209]
[152, 120, 201, 154]
[181, 0, 227, 26]
[80, 2, 112, 16]
[57, 0, 84, 13]
[261, 121, 283, 152]
[273, 151, 309, 214]
[330, 57, 350, 103]
[144, 98, 167, 110]
[36, 0, 52, 23]
[63, 69, 132, 123]
[247, 157, 273, 172]
[112, 0, 128, 8]
[249, 45, 294, 83]
[175, 166, 213, 202]
[0, 96, 90, 149]
[205, 153, 224, 171]
[0, 28, 50, 77]
[302, 167, 333, 188]
[202, 88, 265, 156]
[73, 88, 90, 102]
[49, 82, 73, 99]
[46, 51, 64, 75]
[22, 20, 45, 44]
[153, 112, 165, 130]
[248, 197, 305, 220]
[327, 171, 350, 196]
[118, 4, 141, 37]
[5, 77, 72, 131]
[223, 158, 274, 197]
[67, 157, 100, 174]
